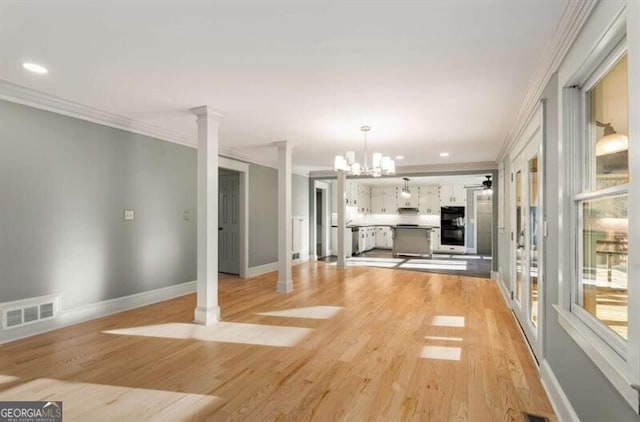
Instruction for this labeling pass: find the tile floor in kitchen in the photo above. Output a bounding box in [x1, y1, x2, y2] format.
[321, 248, 492, 278]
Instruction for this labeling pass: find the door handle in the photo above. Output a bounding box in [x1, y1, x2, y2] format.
[219, 227, 223, 231]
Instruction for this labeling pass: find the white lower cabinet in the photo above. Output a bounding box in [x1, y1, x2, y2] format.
[374, 226, 393, 249]
[432, 230, 441, 251]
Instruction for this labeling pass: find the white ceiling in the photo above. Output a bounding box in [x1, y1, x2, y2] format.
[0, 0, 568, 173]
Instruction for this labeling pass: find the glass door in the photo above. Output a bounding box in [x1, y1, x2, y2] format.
[511, 135, 543, 360]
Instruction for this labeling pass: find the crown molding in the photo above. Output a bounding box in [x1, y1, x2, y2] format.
[496, 0, 598, 161]
[0, 80, 311, 174]
[0, 79, 196, 147]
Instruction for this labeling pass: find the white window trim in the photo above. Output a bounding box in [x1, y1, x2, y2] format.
[558, 4, 640, 412]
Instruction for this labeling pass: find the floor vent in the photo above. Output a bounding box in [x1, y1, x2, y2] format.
[523, 413, 549, 422]
[1, 295, 59, 331]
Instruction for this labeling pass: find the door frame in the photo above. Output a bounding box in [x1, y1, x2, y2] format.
[219, 157, 249, 279]
[509, 102, 545, 360]
[312, 180, 330, 259]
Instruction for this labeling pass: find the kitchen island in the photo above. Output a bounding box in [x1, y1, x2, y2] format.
[392, 225, 436, 258]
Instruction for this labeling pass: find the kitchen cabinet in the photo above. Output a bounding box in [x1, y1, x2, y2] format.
[345, 181, 358, 206]
[432, 229, 441, 251]
[396, 186, 419, 208]
[418, 184, 439, 215]
[370, 186, 397, 214]
[371, 191, 384, 214]
[375, 226, 393, 249]
[357, 185, 371, 214]
[439, 184, 466, 206]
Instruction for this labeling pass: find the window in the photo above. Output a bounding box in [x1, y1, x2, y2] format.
[573, 52, 629, 352]
[557, 6, 639, 410]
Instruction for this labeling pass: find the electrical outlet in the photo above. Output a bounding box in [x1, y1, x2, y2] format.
[183, 211, 190, 221]
[124, 209, 135, 221]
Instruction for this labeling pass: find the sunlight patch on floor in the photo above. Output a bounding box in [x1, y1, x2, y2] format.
[420, 346, 462, 361]
[399, 262, 468, 271]
[346, 260, 398, 268]
[347, 257, 404, 263]
[425, 336, 463, 342]
[431, 315, 465, 327]
[103, 322, 312, 347]
[257, 306, 343, 319]
[0, 378, 220, 420]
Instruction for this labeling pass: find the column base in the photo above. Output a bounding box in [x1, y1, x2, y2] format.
[276, 280, 293, 293]
[193, 305, 220, 325]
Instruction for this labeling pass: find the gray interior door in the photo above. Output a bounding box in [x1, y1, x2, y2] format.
[219, 171, 240, 274]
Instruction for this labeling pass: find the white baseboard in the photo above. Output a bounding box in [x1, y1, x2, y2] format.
[493, 271, 511, 308]
[0, 281, 196, 345]
[246, 262, 278, 278]
[293, 253, 310, 265]
[540, 360, 580, 422]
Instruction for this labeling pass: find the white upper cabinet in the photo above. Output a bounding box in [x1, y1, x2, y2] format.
[397, 186, 419, 208]
[357, 184, 371, 214]
[370, 186, 397, 214]
[418, 184, 439, 214]
[439, 184, 466, 206]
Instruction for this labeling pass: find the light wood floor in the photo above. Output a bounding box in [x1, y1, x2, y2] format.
[0, 262, 555, 421]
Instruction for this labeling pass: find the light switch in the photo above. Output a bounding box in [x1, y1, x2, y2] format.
[124, 209, 135, 221]
[183, 211, 190, 221]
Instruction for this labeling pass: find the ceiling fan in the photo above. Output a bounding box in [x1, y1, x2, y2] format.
[464, 175, 493, 193]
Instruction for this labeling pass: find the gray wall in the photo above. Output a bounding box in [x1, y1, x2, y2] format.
[247, 167, 308, 267]
[541, 74, 639, 422]
[0, 100, 197, 310]
[292, 173, 309, 217]
[248, 164, 278, 267]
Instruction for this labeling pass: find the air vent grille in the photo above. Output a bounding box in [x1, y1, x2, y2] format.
[1, 296, 59, 331]
[40, 303, 54, 319]
[23, 305, 39, 323]
[6, 309, 23, 328]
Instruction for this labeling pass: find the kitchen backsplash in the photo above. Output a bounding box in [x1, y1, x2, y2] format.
[332, 208, 440, 227]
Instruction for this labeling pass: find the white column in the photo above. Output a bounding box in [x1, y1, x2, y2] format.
[276, 141, 293, 292]
[337, 171, 346, 268]
[190, 105, 222, 325]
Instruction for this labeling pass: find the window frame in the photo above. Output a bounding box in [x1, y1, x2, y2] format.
[557, 9, 640, 409]
[571, 41, 629, 359]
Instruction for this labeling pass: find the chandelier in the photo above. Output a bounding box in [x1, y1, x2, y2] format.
[334, 126, 395, 177]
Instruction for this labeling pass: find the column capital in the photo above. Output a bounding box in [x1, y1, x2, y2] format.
[273, 140, 294, 150]
[190, 105, 222, 121]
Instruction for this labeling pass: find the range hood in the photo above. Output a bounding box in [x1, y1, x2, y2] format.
[397, 207, 419, 214]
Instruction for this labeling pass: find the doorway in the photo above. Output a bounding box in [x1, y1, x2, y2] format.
[313, 181, 330, 260]
[219, 169, 240, 275]
[316, 189, 323, 256]
[510, 119, 544, 360]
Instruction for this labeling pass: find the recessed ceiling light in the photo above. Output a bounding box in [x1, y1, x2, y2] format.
[440, 152, 450, 157]
[396, 155, 404, 160]
[22, 62, 48, 74]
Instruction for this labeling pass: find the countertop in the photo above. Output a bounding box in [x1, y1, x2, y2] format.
[331, 224, 439, 229]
